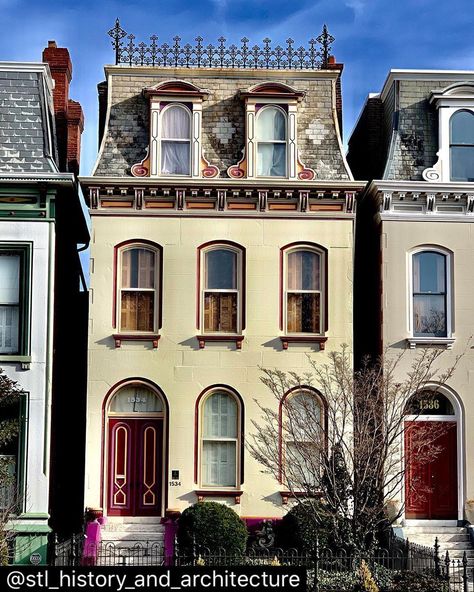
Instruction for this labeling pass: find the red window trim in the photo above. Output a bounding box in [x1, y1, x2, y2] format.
[196, 240, 246, 332]
[278, 385, 328, 484]
[194, 384, 245, 486]
[113, 239, 164, 331]
[279, 241, 328, 334]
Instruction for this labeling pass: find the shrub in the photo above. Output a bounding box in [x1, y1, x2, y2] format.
[382, 571, 446, 592]
[275, 500, 336, 552]
[177, 502, 248, 555]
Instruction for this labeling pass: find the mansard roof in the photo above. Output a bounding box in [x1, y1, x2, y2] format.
[0, 63, 59, 174]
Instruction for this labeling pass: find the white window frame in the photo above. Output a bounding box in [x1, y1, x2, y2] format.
[199, 389, 241, 490]
[255, 104, 288, 178]
[282, 389, 325, 490]
[150, 98, 202, 178]
[407, 246, 453, 346]
[117, 244, 160, 334]
[283, 245, 325, 336]
[157, 103, 192, 177]
[423, 83, 474, 182]
[245, 98, 298, 180]
[200, 244, 243, 335]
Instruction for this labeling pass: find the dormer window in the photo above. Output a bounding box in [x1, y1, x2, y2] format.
[131, 80, 218, 179]
[227, 82, 315, 180]
[256, 106, 287, 177]
[160, 104, 192, 176]
[450, 110, 474, 182]
[423, 82, 474, 183]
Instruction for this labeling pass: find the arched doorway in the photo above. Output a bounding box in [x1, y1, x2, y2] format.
[105, 382, 166, 517]
[404, 388, 460, 520]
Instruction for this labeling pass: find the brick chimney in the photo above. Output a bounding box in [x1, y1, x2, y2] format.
[42, 41, 84, 176]
[326, 55, 344, 137]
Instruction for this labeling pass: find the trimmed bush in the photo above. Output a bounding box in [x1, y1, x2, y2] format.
[275, 500, 335, 551]
[177, 502, 248, 555]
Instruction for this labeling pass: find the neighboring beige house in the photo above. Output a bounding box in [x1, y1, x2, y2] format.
[80, 25, 361, 543]
[348, 69, 474, 559]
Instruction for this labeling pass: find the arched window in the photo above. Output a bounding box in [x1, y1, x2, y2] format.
[256, 106, 287, 177]
[116, 243, 161, 333]
[109, 384, 164, 414]
[200, 243, 244, 334]
[404, 390, 455, 416]
[281, 389, 325, 488]
[284, 245, 326, 334]
[450, 110, 474, 181]
[412, 249, 450, 338]
[200, 390, 241, 488]
[160, 104, 191, 176]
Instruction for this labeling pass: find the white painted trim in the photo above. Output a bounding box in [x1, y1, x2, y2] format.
[380, 69, 474, 103]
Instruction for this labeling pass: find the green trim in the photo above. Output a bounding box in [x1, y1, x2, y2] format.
[17, 392, 29, 512]
[15, 513, 50, 520]
[0, 186, 58, 220]
[0, 355, 31, 362]
[10, 524, 51, 533]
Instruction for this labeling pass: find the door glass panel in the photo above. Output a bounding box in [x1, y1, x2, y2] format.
[110, 386, 163, 413]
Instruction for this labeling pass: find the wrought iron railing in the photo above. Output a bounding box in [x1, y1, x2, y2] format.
[107, 19, 335, 69]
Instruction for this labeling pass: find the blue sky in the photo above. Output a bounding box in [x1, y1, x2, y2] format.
[1, 0, 474, 176]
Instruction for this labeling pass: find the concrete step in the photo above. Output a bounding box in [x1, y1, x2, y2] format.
[404, 526, 467, 534]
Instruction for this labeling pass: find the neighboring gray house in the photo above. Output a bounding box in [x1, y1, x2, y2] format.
[0, 44, 88, 563]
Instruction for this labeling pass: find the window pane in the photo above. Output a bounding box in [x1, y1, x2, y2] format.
[203, 393, 237, 438]
[0, 306, 19, 353]
[257, 108, 286, 141]
[413, 252, 445, 293]
[110, 386, 163, 413]
[161, 106, 191, 139]
[287, 293, 320, 333]
[450, 111, 474, 145]
[205, 250, 237, 289]
[451, 146, 474, 181]
[121, 292, 154, 331]
[161, 141, 190, 175]
[286, 441, 318, 488]
[0, 255, 20, 303]
[204, 293, 237, 332]
[122, 249, 155, 289]
[413, 294, 446, 336]
[202, 441, 236, 487]
[288, 251, 320, 291]
[257, 143, 286, 176]
[404, 391, 454, 416]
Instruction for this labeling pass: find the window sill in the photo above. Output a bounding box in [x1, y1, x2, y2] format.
[407, 337, 455, 350]
[0, 355, 31, 369]
[113, 334, 160, 349]
[279, 490, 323, 505]
[195, 489, 243, 504]
[197, 335, 244, 349]
[280, 336, 327, 350]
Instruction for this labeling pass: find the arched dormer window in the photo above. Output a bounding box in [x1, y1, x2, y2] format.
[160, 104, 192, 176]
[256, 106, 287, 177]
[450, 110, 474, 181]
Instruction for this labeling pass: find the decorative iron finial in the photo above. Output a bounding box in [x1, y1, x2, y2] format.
[107, 20, 335, 70]
[108, 18, 127, 65]
[316, 24, 335, 67]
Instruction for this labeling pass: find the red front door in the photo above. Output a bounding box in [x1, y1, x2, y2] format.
[108, 418, 163, 516]
[405, 421, 457, 519]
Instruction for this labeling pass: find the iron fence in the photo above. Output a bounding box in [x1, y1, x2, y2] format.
[48, 534, 474, 591]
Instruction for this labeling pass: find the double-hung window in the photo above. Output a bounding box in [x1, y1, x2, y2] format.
[118, 245, 159, 333]
[160, 104, 192, 176]
[412, 250, 449, 338]
[0, 247, 30, 357]
[201, 244, 243, 334]
[256, 106, 287, 177]
[450, 110, 474, 182]
[201, 391, 240, 488]
[285, 247, 324, 334]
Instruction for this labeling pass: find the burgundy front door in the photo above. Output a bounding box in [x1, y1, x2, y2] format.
[108, 418, 163, 516]
[405, 421, 457, 519]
